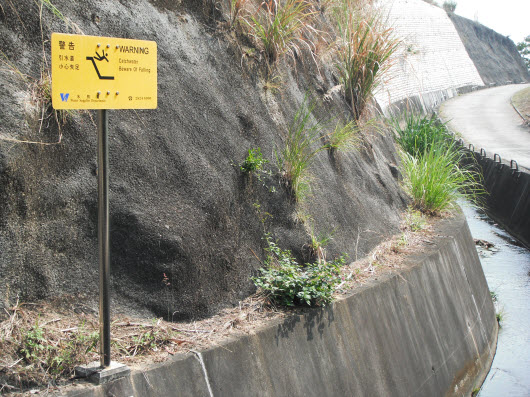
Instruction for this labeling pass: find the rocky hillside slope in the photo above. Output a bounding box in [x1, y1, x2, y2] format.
[1, 0, 527, 322]
[0, 0, 407, 320]
[449, 13, 530, 85]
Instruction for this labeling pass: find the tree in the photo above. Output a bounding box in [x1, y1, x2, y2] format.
[442, 1, 457, 12]
[517, 36, 530, 71]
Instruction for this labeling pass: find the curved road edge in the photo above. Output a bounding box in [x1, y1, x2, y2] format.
[438, 84, 530, 249]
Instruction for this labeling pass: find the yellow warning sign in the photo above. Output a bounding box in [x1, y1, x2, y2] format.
[51, 33, 157, 109]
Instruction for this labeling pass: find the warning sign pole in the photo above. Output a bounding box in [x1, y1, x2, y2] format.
[97, 109, 111, 368]
[52, 33, 157, 382]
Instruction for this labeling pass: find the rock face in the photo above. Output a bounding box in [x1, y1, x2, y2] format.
[448, 13, 530, 85]
[0, 1, 407, 319]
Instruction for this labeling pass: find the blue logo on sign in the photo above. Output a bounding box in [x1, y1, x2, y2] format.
[60, 93, 70, 102]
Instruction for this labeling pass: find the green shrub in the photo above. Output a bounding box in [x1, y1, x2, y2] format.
[253, 234, 346, 306]
[400, 143, 483, 214]
[391, 113, 453, 157]
[276, 96, 326, 201]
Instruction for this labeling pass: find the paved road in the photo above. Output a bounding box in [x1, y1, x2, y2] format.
[439, 84, 530, 170]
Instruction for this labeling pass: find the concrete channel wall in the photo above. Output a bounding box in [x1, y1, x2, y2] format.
[469, 152, 530, 249]
[64, 212, 497, 397]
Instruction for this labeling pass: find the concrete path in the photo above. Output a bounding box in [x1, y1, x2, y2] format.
[439, 84, 530, 170]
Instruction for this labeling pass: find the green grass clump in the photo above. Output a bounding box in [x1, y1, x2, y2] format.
[391, 113, 453, 157]
[276, 96, 326, 201]
[392, 111, 483, 214]
[334, 3, 399, 119]
[253, 234, 346, 306]
[324, 120, 360, 152]
[400, 143, 483, 215]
[245, 0, 317, 64]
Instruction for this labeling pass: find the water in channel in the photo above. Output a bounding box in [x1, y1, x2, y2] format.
[461, 203, 530, 396]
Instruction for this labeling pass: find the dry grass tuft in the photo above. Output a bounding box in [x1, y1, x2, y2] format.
[0, 297, 178, 394]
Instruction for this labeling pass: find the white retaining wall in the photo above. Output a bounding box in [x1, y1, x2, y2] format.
[375, 0, 484, 112]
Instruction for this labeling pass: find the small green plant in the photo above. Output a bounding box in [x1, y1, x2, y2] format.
[19, 321, 47, 363]
[490, 290, 498, 303]
[496, 311, 503, 327]
[324, 119, 360, 151]
[244, 0, 317, 65]
[307, 221, 335, 263]
[253, 234, 346, 306]
[241, 147, 269, 173]
[471, 387, 480, 397]
[18, 320, 100, 377]
[391, 233, 408, 253]
[403, 207, 427, 231]
[276, 96, 326, 201]
[400, 143, 483, 214]
[391, 112, 453, 158]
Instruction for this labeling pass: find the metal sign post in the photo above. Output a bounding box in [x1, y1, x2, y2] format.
[97, 109, 111, 367]
[52, 33, 157, 383]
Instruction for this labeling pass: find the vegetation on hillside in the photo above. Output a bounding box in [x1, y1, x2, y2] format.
[516, 35, 530, 71]
[391, 113, 483, 215]
[0, 0, 404, 391]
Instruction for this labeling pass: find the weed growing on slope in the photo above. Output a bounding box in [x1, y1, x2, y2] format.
[276, 96, 326, 202]
[399, 142, 483, 214]
[324, 119, 360, 152]
[333, 2, 399, 119]
[391, 111, 484, 215]
[228, 0, 250, 27]
[307, 222, 335, 263]
[442, 0, 457, 13]
[490, 290, 498, 303]
[0, 299, 178, 392]
[244, 0, 318, 65]
[252, 234, 347, 306]
[239, 147, 275, 191]
[496, 309, 505, 327]
[241, 147, 269, 173]
[391, 112, 453, 157]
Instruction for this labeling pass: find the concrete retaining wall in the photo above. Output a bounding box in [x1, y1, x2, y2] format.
[468, 152, 530, 249]
[375, 0, 485, 114]
[64, 212, 497, 397]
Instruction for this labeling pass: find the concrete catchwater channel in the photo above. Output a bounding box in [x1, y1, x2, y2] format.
[462, 203, 530, 396]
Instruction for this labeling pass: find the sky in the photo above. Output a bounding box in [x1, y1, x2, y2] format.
[453, 0, 529, 44]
